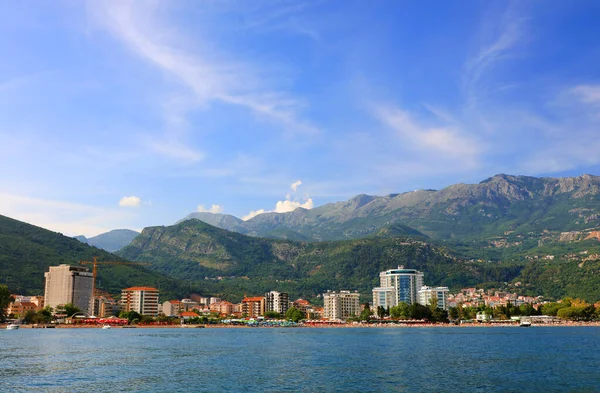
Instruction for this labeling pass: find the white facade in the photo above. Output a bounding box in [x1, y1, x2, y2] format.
[323, 291, 361, 320]
[121, 287, 159, 316]
[372, 266, 424, 308]
[44, 264, 93, 315]
[265, 291, 290, 315]
[418, 286, 449, 310]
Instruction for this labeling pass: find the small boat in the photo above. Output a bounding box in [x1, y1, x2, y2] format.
[520, 320, 532, 327]
[102, 324, 112, 329]
[6, 324, 20, 330]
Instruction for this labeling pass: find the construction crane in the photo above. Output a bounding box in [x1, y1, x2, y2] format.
[79, 256, 151, 298]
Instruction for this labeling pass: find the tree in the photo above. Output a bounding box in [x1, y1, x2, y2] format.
[0, 285, 14, 321]
[390, 302, 411, 319]
[264, 310, 281, 319]
[377, 306, 387, 319]
[409, 303, 431, 320]
[285, 306, 305, 323]
[119, 310, 142, 323]
[64, 303, 82, 317]
[360, 305, 373, 321]
[448, 307, 460, 321]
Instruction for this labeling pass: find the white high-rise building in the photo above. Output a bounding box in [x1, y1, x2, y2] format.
[265, 291, 289, 315]
[323, 290, 360, 321]
[44, 264, 94, 315]
[418, 286, 449, 310]
[372, 266, 424, 309]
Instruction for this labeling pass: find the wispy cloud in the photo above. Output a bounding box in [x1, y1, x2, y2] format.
[88, 1, 316, 136]
[374, 105, 481, 165]
[463, 2, 529, 107]
[0, 193, 137, 237]
[520, 84, 600, 173]
[571, 85, 600, 106]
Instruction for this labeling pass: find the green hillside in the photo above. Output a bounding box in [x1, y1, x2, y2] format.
[0, 214, 183, 299]
[118, 220, 523, 303]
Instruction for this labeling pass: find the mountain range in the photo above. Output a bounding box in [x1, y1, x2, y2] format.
[74, 229, 140, 252]
[3, 173, 600, 303]
[180, 174, 600, 242]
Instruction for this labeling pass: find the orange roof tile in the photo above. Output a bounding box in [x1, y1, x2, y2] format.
[123, 286, 158, 291]
[242, 297, 265, 302]
[179, 311, 199, 317]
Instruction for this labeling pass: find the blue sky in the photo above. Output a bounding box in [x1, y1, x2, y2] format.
[1, 1, 600, 237]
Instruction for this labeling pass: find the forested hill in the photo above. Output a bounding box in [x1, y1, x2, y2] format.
[118, 219, 522, 302]
[0, 214, 182, 298]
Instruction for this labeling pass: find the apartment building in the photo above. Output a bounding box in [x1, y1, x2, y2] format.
[121, 287, 159, 316]
[323, 291, 360, 321]
[265, 291, 289, 315]
[241, 296, 265, 318]
[418, 286, 449, 310]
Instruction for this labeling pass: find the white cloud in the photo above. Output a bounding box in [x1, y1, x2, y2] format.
[571, 85, 600, 105]
[0, 192, 137, 237]
[242, 208, 267, 221]
[290, 180, 302, 192]
[89, 1, 316, 135]
[119, 196, 141, 207]
[242, 181, 314, 220]
[197, 204, 223, 214]
[464, 3, 528, 103]
[374, 106, 480, 162]
[275, 197, 313, 213]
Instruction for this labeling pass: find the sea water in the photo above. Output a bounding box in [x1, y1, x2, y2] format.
[1, 327, 599, 392]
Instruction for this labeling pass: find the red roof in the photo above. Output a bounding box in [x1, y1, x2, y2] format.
[242, 297, 265, 302]
[169, 300, 182, 304]
[179, 311, 199, 317]
[13, 301, 37, 307]
[123, 286, 158, 291]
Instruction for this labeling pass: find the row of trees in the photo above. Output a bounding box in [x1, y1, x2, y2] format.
[448, 298, 600, 322]
[117, 306, 307, 325]
[357, 301, 449, 323]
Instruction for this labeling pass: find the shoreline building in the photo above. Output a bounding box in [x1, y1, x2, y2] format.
[44, 264, 94, 315]
[242, 296, 266, 318]
[372, 266, 424, 309]
[121, 287, 159, 317]
[265, 291, 289, 315]
[418, 286, 449, 310]
[323, 291, 360, 321]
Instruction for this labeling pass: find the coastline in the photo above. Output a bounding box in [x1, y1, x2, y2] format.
[3, 321, 600, 329]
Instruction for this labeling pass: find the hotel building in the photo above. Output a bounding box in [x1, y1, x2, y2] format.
[372, 266, 424, 309]
[418, 286, 449, 310]
[44, 264, 94, 315]
[121, 287, 160, 316]
[323, 290, 361, 321]
[242, 296, 266, 318]
[265, 291, 289, 315]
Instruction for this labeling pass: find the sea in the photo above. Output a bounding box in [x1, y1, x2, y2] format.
[1, 326, 599, 392]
